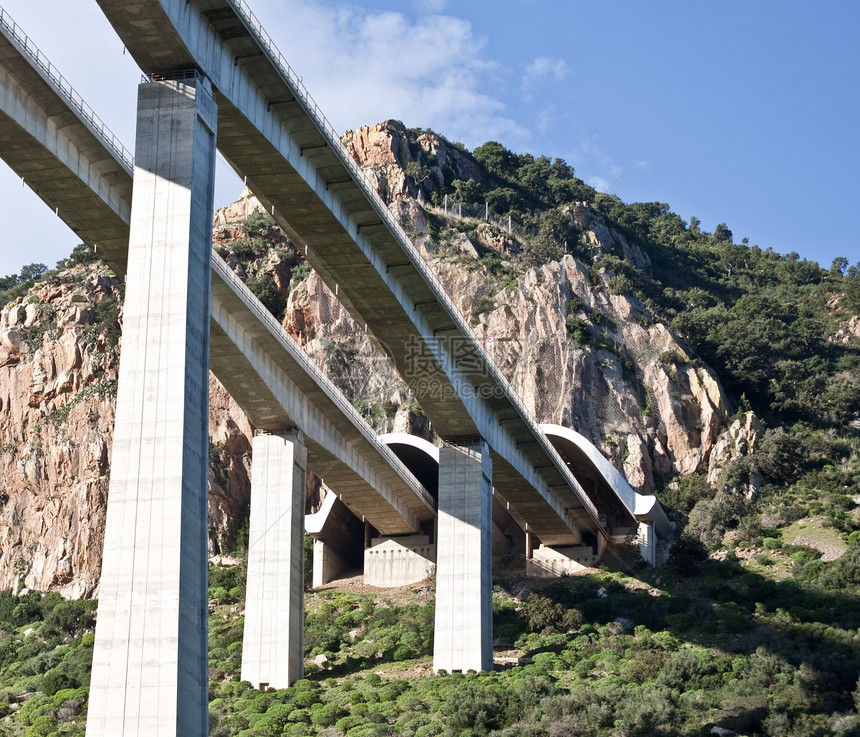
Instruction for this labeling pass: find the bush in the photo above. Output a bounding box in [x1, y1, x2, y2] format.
[242, 210, 277, 239]
[566, 315, 591, 349]
[245, 271, 285, 320]
[471, 293, 496, 319]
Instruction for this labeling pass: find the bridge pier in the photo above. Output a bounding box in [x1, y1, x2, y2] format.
[433, 440, 493, 673]
[305, 490, 365, 588]
[87, 72, 217, 737]
[242, 430, 307, 689]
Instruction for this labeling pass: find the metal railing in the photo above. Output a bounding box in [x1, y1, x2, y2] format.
[211, 252, 436, 513]
[226, 0, 598, 525]
[0, 6, 134, 172]
[143, 69, 216, 101]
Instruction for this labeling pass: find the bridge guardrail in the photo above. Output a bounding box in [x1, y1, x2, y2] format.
[211, 252, 436, 513]
[0, 6, 135, 173]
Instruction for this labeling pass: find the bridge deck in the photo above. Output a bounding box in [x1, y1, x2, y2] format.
[0, 13, 432, 535]
[96, 0, 606, 545]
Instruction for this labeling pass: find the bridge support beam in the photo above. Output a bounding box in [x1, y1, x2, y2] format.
[433, 440, 493, 673]
[242, 430, 307, 689]
[87, 72, 217, 737]
[526, 543, 598, 577]
[305, 490, 365, 588]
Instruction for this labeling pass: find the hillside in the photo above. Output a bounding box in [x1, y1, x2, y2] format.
[0, 120, 857, 735]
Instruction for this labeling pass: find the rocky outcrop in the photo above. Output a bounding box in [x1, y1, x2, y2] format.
[707, 412, 764, 487]
[831, 315, 860, 345]
[0, 123, 739, 596]
[0, 264, 254, 598]
[323, 124, 734, 493]
[426, 252, 730, 494]
[284, 272, 431, 439]
[0, 265, 120, 598]
[342, 120, 484, 204]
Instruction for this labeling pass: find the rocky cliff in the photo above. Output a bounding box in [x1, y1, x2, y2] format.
[0, 264, 253, 598]
[326, 122, 734, 492]
[0, 121, 746, 597]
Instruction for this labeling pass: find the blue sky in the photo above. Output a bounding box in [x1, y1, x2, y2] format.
[0, 0, 857, 278]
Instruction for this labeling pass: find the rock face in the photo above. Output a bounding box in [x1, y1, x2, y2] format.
[330, 121, 734, 493]
[342, 120, 483, 204]
[0, 264, 253, 598]
[707, 412, 764, 487]
[0, 265, 119, 598]
[418, 251, 730, 494]
[285, 271, 432, 439]
[0, 121, 738, 596]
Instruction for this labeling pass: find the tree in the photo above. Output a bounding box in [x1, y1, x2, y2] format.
[63, 243, 96, 268]
[451, 178, 483, 203]
[0, 273, 17, 292]
[714, 222, 733, 242]
[538, 209, 576, 245]
[485, 187, 524, 215]
[405, 160, 432, 188]
[474, 141, 517, 177]
[830, 256, 849, 277]
[241, 210, 276, 239]
[521, 233, 562, 268]
[844, 266, 860, 311]
[19, 263, 47, 282]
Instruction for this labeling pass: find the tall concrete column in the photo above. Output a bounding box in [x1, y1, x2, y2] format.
[242, 430, 307, 689]
[433, 440, 493, 673]
[87, 72, 217, 737]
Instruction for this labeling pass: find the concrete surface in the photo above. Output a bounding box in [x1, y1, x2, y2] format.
[96, 0, 606, 548]
[433, 441, 493, 673]
[242, 430, 307, 689]
[87, 73, 216, 737]
[364, 535, 436, 588]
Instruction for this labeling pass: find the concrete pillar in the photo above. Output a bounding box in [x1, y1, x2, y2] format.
[242, 430, 307, 689]
[638, 521, 656, 566]
[433, 440, 492, 673]
[313, 538, 348, 588]
[87, 72, 217, 737]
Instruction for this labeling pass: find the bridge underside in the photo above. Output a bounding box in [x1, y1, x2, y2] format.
[95, 0, 604, 547]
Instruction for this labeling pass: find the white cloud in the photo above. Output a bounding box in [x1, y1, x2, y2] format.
[254, 0, 528, 148]
[524, 56, 571, 83]
[413, 0, 449, 13]
[586, 175, 612, 193]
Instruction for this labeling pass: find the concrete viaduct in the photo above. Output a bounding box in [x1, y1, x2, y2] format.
[0, 4, 671, 735]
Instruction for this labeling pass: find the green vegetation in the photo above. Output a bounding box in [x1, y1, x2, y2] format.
[1, 245, 96, 309]
[2, 130, 858, 735]
[1, 264, 49, 310]
[0, 590, 95, 734]
[5, 549, 860, 735]
[32, 381, 118, 435]
[423, 134, 858, 431]
[215, 211, 310, 321]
